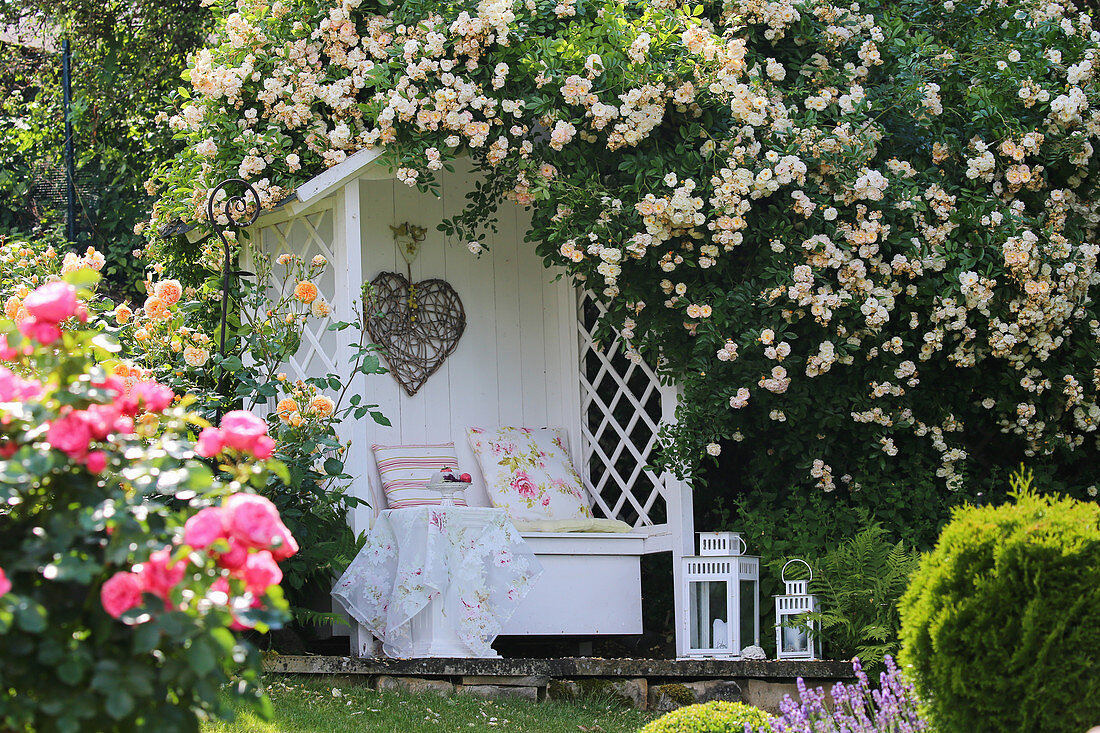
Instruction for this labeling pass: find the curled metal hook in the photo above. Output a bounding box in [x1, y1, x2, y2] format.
[207, 179, 260, 421]
[207, 178, 261, 238]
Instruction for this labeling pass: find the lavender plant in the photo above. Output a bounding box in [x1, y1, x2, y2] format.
[771, 657, 929, 733]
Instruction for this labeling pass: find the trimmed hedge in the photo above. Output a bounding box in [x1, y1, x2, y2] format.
[899, 479, 1100, 732]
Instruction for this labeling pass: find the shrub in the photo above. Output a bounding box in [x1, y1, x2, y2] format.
[639, 701, 772, 733]
[806, 523, 919, 668]
[149, 0, 1100, 514]
[0, 273, 296, 731]
[2, 227, 386, 632]
[770, 657, 928, 732]
[899, 472, 1100, 732]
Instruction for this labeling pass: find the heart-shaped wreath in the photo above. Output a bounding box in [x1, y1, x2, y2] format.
[365, 271, 466, 396]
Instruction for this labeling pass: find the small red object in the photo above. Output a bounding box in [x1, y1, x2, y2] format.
[459, 473, 472, 483]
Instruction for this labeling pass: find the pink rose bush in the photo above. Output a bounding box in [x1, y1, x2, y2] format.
[102, 491, 299, 624]
[0, 273, 290, 730]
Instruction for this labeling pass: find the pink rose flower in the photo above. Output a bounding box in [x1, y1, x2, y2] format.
[270, 523, 299, 561]
[511, 471, 537, 499]
[138, 548, 187, 599]
[0, 334, 19, 360]
[24, 281, 78, 324]
[128, 381, 174, 413]
[17, 318, 62, 345]
[216, 537, 249, 571]
[101, 571, 144, 619]
[0, 566, 10, 596]
[47, 412, 92, 459]
[239, 550, 282, 594]
[195, 427, 224, 457]
[92, 375, 125, 396]
[0, 367, 43, 402]
[219, 411, 268, 453]
[251, 434, 276, 460]
[81, 404, 122, 441]
[183, 507, 226, 549]
[225, 493, 283, 549]
[84, 450, 107, 474]
[210, 576, 230, 598]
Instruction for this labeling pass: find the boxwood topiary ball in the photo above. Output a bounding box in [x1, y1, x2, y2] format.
[899, 485, 1100, 732]
[638, 700, 773, 733]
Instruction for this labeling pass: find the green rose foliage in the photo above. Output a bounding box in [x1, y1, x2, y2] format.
[899, 471, 1100, 732]
[0, 271, 290, 732]
[149, 0, 1100, 509]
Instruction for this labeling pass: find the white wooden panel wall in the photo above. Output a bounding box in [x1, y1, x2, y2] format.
[355, 167, 576, 527]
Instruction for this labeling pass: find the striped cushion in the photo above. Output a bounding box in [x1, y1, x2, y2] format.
[372, 443, 468, 509]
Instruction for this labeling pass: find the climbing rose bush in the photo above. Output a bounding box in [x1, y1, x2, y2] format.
[148, 0, 1100, 503]
[0, 273, 296, 731]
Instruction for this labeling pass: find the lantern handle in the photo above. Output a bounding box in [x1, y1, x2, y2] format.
[735, 535, 747, 555]
[780, 558, 813, 583]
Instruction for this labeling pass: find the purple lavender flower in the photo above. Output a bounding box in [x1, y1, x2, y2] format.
[770, 656, 929, 733]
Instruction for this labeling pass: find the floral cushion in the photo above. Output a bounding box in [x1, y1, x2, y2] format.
[372, 443, 468, 509]
[465, 427, 592, 521]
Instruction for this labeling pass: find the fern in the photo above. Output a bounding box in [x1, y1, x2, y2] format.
[803, 523, 920, 668]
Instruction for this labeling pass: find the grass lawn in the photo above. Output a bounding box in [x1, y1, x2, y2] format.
[204, 675, 659, 733]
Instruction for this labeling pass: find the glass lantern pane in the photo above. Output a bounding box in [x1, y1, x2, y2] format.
[739, 579, 757, 649]
[689, 581, 728, 650]
[781, 617, 809, 654]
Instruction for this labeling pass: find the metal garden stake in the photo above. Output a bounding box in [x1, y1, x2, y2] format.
[206, 178, 259, 421]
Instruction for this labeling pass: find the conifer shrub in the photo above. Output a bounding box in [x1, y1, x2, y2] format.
[899, 474, 1100, 732]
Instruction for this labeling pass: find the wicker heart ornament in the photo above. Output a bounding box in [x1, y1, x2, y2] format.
[365, 271, 466, 396]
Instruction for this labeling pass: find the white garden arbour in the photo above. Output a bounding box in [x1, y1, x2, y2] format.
[214, 148, 698, 656]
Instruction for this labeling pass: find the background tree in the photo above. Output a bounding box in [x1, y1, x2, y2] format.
[0, 0, 210, 289]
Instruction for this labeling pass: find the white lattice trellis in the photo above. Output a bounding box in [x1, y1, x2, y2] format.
[577, 290, 674, 531]
[253, 208, 342, 386]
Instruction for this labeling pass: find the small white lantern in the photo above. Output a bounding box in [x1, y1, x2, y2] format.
[680, 532, 760, 658]
[774, 559, 819, 660]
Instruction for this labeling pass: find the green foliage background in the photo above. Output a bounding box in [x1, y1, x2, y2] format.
[0, 0, 210, 289]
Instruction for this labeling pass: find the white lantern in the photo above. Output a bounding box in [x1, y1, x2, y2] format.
[680, 532, 760, 658]
[774, 559, 819, 660]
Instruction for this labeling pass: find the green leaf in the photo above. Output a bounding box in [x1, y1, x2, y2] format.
[186, 638, 217, 675]
[15, 601, 47, 633]
[104, 690, 134, 720]
[133, 620, 160, 654]
[63, 268, 102, 289]
[57, 660, 85, 686]
[91, 333, 122, 353]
